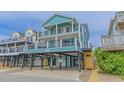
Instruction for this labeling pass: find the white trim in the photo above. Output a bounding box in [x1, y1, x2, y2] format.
[55, 24, 58, 47]
[38, 31, 79, 39]
[72, 20, 74, 32]
[82, 26, 84, 48]
[75, 37, 77, 50]
[49, 29, 50, 36]
[60, 39, 62, 47]
[78, 24, 82, 48]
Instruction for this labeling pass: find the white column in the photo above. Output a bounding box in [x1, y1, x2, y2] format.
[6, 44, 8, 53]
[55, 24, 58, 47]
[24, 41, 27, 51]
[63, 27, 66, 34]
[72, 21, 74, 32]
[78, 24, 82, 48]
[49, 29, 50, 36]
[42, 28, 44, 36]
[14, 43, 17, 52]
[36, 32, 39, 49]
[36, 42, 38, 49]
[47, 41, 49, 48]
[60, 39, 62, 47]
[75, 37, 77, 50]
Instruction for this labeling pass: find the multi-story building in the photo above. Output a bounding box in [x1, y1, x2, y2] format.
[102, 12, 124, 51]
[0, 14, 91, 71]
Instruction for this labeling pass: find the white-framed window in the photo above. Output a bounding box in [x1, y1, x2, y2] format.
[58, 27, 63, 34]
[26, 31, 32, 36]
[65, 26, 71, 33]
[13, 34, 18, 38]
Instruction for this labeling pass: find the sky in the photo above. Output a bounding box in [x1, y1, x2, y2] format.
[0, 11, 115, 48]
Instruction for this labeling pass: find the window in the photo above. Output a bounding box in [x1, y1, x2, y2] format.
[13, 34, 18, 38]
[26, 32, 32, 36]
[57, 40, 60, 47]
[44, 31, 49, 36]
[58, 28, 63, 34]
[49, 40, 55, 48]
[62, 38, 74, 47]
[50, 27, 56, 35]
[65, 26, 71, 33]
[50, 30, 56, 35]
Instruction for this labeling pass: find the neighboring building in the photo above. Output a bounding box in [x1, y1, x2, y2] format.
[102, 12, 124, 51]
[0, 29, 37, 55]
[0, 14, 91, 71]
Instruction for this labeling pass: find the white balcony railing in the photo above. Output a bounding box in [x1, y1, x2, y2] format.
[0, 37, 33, 44]
[102, 34, 124, 50]
[39, 27, 79, 37]
[0, 46, 25, 54]
[27, 41, 76, 50]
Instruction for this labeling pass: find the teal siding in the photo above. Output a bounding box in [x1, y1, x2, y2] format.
[44, 15, 71, 26]
[26, 46, 77, 53]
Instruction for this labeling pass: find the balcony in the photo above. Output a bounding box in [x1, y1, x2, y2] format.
[26, 42, 77, 54]
[102, 34, 124, 50]
[0, 46, 25, 54]
[17, 46, 25, 52]
[0, 37, 33, 44]
[39, 26, 79, 38]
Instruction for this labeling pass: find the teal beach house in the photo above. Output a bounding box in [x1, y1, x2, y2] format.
[0, 14, 91, 72]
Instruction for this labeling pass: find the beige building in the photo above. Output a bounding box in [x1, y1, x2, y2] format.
[101, 12, 124, 51]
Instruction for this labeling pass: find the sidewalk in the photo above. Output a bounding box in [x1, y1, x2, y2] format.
[79, 69, 124, 82]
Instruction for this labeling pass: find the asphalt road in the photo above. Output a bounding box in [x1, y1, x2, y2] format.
[0, 72, 80, 82]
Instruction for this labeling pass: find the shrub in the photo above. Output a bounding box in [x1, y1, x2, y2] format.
[94, 48, 124, 75]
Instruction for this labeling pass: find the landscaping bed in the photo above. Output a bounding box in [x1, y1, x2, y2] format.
[94, 48, 124, 76]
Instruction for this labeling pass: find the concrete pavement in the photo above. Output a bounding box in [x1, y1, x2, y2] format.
[0, 72, 79, 82]
[0, 67, 81, 82]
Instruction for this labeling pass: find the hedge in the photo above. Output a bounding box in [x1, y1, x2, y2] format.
[94, 48, 124, 75]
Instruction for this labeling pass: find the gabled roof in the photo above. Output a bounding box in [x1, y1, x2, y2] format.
[42, 14, 76, 27]
[13, 32, 25, 36]
[26, 28, 37, 34]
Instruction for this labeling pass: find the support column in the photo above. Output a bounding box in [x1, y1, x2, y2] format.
[50, 54, 53, 71]
[10, 56, 13, 68]
[65, 55, 68, 68]
[60, 39, 62, 47]
[77, 52, 81, 72]
[75, 37, 77, 50]
[74, 57, 76, 66]
[41, 58, 43, 69]
[36, 40, 38, 49]
[14, 43, 17, 52]
[21, 55, 24, 69]
[13, 57, 16, 66]
[6, 57, 9, 67]
[70, 56, 72, 67]
[78, 24, 82, 48]
[47, 41, 49, 48]
[17, 57, 19, 67]
[49, 29, 50, 36]
[59, 54, 62, 70]
[2, 58, 6, 67]
[41, 55, 44, 69]
[6, 44, 9, 53]
[30, 54, 34, 70]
